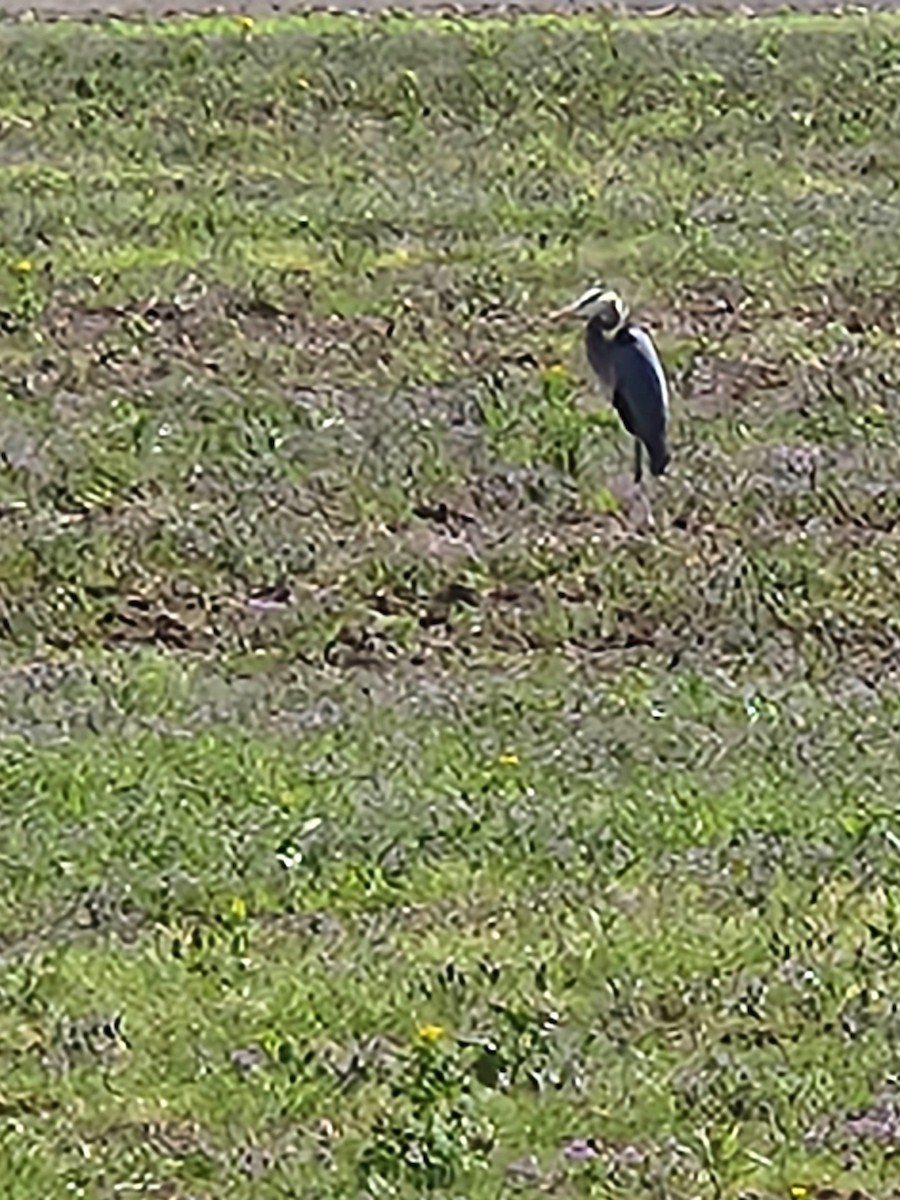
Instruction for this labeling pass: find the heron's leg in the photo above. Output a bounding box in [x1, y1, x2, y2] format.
[633, 439, 643, 485]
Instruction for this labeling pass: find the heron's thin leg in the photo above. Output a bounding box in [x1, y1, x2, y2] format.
[633, 439, 643, 485]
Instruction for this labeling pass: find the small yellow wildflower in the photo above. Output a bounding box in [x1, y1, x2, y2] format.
[417, 1024, 445, 1043]
[542, 363, 568, 381]
[230, 896, 247, 921]
[498, 753, 520, 767]
[789, 1187, 808, 1199]
[237, 14, 254, 32]
[13, 258, 32, 273]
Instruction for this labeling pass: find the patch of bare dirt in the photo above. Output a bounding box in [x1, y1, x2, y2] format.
[682, 354, 790, 417]
[663, 277, 756, 343]
[786, 282, 900, 336]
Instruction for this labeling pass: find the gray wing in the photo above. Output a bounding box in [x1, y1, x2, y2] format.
[610, 327, 669, 430]
[610, 326, 671, 475]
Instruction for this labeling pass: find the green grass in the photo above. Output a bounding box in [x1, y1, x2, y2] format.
[2, 9, 900, 1197]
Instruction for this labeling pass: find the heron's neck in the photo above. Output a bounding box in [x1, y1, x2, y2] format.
[587, 315, 626, 340]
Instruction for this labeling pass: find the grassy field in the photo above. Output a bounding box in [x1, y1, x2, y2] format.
[3, 10, 900, 1197]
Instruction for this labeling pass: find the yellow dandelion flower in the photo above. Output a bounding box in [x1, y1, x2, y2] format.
[237, 14, 254, 30]
[498, 753, 519, 766]
[789, 1187, 808, 1199]
[417, 1024, 445, 1043]
[13, 258, 32, 273]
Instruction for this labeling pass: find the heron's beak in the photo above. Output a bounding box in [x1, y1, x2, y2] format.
[548, 303, 579, 323]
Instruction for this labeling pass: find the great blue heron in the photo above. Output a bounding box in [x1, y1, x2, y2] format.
[550, 284, 670, 485]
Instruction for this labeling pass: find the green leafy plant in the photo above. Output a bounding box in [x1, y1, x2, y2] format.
[357, 1026, 495, 1193]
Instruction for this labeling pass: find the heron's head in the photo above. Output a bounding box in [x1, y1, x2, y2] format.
[549, 284, 629, 332]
